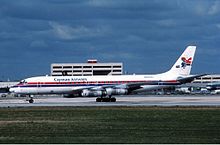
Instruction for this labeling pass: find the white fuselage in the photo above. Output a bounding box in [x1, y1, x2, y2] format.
[9, 73, 180, 95]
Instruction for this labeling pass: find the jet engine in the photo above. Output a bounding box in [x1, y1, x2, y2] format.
[105, 88, 128, 95]
[81, 89, 103, 97]
[81, 88, 127, 97]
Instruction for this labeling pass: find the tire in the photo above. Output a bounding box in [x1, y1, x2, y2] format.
[29, 99, 34, 103]
[103, 98, 111, 102]
[110, 97, 116, 102]
[96, 98, 101, 102]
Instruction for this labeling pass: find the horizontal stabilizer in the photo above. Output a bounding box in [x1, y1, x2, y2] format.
[177, 74, 208, 84]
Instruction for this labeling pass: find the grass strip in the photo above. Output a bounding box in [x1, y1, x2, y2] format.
[0, 106, 219, 143]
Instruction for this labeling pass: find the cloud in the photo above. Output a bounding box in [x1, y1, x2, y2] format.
[188, 0, 220, 16]
[49, 22, 110, 40]
[208, 1, 220, 15]
[1, 0, 220, 80]
[49, 22, 75, 40]
[30, 40, 48, 48]
[156, 19, 177, 27]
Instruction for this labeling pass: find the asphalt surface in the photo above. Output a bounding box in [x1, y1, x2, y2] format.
[1, 95, 220, 107]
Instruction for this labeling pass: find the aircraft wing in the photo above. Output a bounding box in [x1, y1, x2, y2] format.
[70, 74, 207, 96]
[69, 83, 139, 95]
[71, 81, 174, 95]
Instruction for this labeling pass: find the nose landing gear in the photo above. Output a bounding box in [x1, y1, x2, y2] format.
[26, 95, 34, 103]
[28, 98, 34, 103]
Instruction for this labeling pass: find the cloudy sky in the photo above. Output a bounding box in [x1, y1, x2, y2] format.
[0, 0, 220, 80]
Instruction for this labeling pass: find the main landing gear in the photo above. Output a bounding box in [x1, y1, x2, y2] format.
[96, 96, 116, 102]
[26, 95, 34, 103]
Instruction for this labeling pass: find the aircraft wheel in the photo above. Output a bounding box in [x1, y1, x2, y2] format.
[29, 99, 34, 103]
[96, 98, 101, 102]
[104, 98, 111, 102]
[96, 97, 116, 102]
[110, 97, 116, 102]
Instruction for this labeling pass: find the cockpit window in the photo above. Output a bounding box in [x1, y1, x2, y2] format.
[20, 80, 27, 84]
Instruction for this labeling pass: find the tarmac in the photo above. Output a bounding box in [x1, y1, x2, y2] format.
[1, 95, 220, 107]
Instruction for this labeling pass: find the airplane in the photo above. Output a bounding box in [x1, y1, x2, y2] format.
[206, 82, 220, 94]
[9, 45, 205, 103]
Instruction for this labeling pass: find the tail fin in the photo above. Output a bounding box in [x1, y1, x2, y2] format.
[167, 45, 196, 76]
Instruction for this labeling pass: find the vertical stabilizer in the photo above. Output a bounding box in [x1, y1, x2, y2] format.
[167, 45, 196, 76]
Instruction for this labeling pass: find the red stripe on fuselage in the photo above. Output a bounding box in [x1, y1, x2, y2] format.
[24, 80, 178, 85]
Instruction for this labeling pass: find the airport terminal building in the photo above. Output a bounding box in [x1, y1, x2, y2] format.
[193, 75, 220, 84]
[51, 59, 123, 76]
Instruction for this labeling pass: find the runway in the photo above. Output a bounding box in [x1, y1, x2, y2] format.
[1, 95, 220, 107]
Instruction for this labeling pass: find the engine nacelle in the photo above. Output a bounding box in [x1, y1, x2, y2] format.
[105, 88, 128, 95]
[81, 88, 128, 97]
[81, 89, 103, 97]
